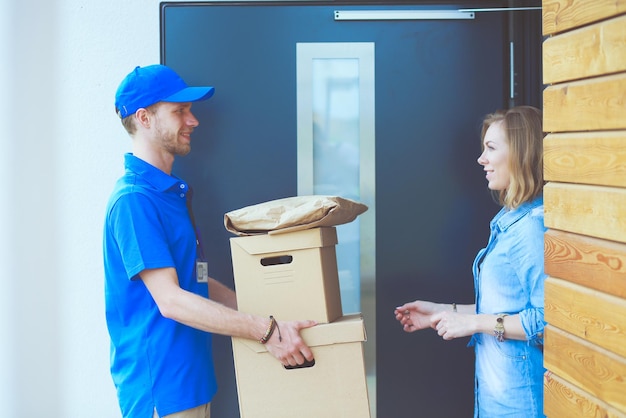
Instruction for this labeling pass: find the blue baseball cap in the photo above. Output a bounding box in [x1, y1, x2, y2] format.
[115, 65, 215, 118]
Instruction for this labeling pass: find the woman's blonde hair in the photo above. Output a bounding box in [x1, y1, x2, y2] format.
[481, 106, 544, 209]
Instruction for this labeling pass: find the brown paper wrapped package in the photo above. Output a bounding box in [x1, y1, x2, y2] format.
[224, 195, 368, 236]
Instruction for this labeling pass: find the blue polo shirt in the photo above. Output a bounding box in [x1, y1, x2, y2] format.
[103, 153, 217, 418]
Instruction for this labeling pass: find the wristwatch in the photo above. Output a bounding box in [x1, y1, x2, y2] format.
[494, 314, 508, 342]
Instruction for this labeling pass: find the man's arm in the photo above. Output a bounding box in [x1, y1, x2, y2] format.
[139, 267, 315, 366]
[208, 277, 237, 310]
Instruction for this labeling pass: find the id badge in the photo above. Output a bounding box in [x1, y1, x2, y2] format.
[196, 260, 208, 283]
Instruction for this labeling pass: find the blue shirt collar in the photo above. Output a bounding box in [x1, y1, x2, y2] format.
[123, 153, 189, 194]
[491, 195, 544, 232]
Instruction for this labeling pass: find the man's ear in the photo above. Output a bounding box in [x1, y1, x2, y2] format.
[135, 108, 151, 129]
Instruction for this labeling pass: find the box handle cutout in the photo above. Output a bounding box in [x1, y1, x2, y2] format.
[284, 359, 316, 370]
[260, 255, 293, 266]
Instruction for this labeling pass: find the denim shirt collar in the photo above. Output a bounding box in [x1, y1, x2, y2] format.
[491, 195, 544, 233]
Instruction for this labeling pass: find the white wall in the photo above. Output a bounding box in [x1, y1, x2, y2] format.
[1, 0, 162, 416]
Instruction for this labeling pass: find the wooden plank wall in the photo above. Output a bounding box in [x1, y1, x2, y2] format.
[542, 1, 626, 416]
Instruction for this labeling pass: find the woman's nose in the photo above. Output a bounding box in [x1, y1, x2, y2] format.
[477, 152, 486, 165]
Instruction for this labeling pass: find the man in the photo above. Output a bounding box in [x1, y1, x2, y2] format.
[104, 64, 316, 418]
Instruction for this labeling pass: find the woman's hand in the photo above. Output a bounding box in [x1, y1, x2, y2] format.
[431, 311, 476, 340]
[394, 300, 442, 333]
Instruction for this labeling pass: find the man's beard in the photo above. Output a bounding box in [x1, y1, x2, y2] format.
[156, 125, 191, 156]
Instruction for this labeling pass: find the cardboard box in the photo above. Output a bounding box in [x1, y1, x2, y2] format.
[232, 314, 371, 418]
[230, 227, 343, 323]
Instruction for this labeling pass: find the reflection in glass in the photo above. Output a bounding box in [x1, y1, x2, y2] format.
[312, 58, 361, 314]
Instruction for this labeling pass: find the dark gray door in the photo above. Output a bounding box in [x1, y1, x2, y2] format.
[161, 2, 540, 416]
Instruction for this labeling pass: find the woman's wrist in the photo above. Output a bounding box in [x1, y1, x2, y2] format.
[436, 302, 451, 313]
[476, 314, 498, 335]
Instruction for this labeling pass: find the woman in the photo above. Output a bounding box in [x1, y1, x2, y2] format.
[395, 106, 547, 417]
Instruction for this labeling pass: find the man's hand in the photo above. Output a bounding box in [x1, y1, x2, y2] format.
[263, 319, 317, 367]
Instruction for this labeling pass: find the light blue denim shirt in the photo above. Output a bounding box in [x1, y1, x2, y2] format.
[470, 196, 547, 417]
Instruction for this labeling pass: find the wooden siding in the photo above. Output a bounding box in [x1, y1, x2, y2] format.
[543, 0, 626, 415]
[543, 0, 626, 35]
[545, 277, 626, 358]
[544, 369, 626, 417]
[544, 229, 626, 299]
[543, 73, 626, 132]
[543, 14, 626, 83]
[544, 183, 626, 243]
[544, 326, 626, 413]
[544, 131, 626, 188]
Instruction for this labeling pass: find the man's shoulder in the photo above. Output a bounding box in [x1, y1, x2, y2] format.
[106, 176, 158, 215]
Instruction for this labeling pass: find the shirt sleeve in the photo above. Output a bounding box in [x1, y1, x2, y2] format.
[511, 208, 547, 344]
[109, 191, 175, 280]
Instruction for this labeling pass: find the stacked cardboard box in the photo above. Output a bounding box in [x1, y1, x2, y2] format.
[230, 227, 371, 418]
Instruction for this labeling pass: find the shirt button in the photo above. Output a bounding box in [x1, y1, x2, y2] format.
[180, 184, 186, 190]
